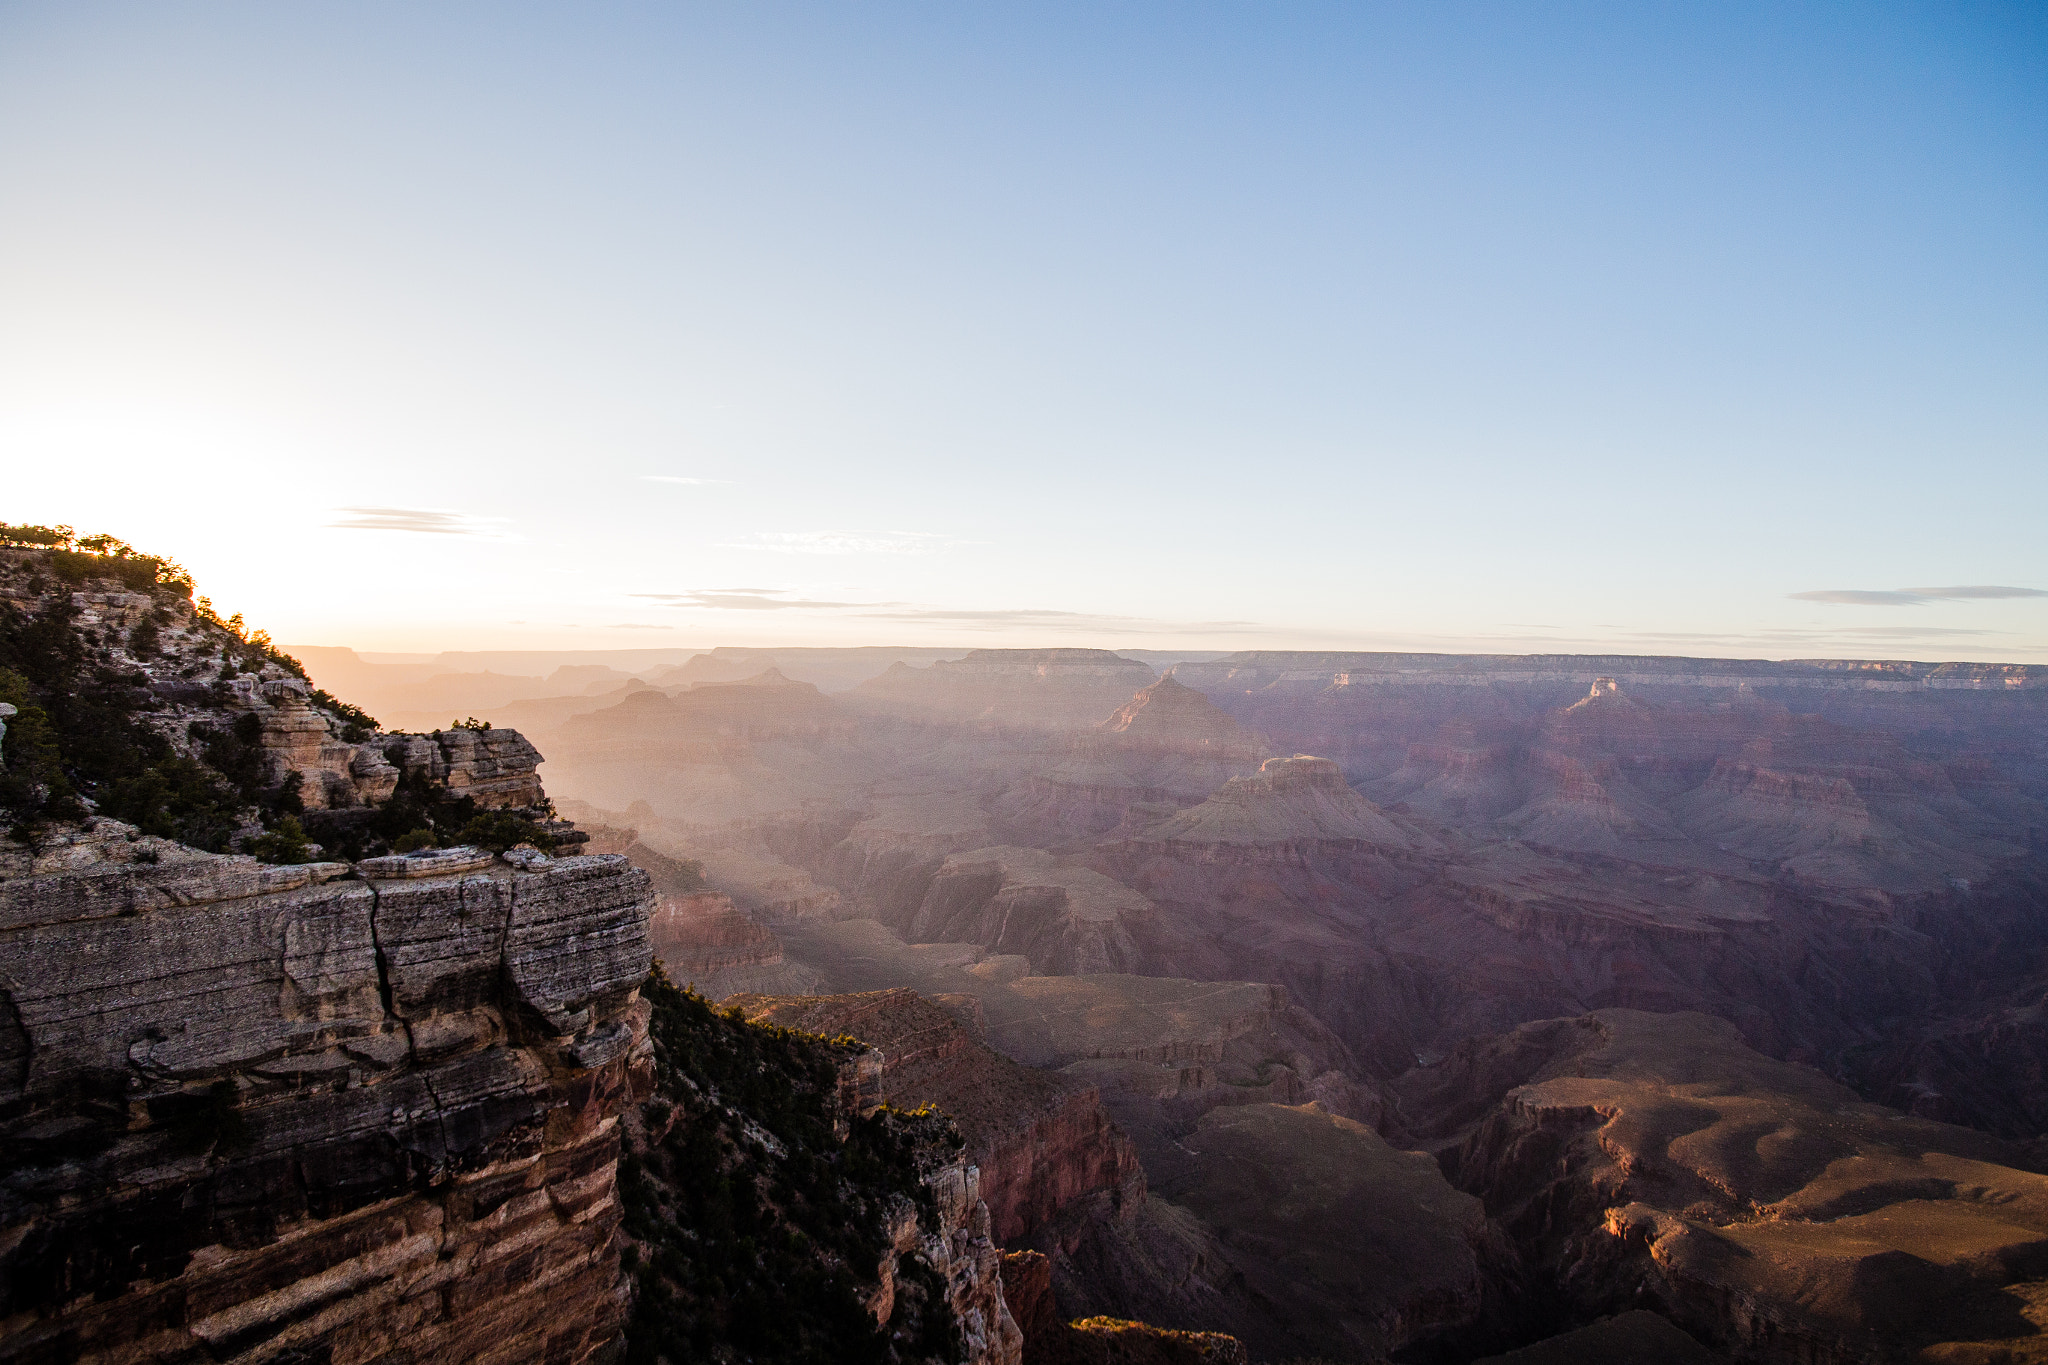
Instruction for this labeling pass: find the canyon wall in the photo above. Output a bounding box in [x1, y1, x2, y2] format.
[0, 827, 654, 1365]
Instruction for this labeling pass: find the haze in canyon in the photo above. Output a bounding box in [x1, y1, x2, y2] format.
[4, 3, 2047, 1364]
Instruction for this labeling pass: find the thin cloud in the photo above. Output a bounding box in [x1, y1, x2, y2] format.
[328, 506, 511, 537]
[1910, 585, 2048, 600]
[859, 606, 1267, 634]
[627, 591, 1268, 635]
[1789, 585, 2046, 606]
[641, 475, 734, 486]
[634, 589, 894, 611]
[607, 623, 677, 630]
[720, 530, 978, 555]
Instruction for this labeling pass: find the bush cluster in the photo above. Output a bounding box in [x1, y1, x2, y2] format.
[0, 531, 387, 854]
[621, 967, 964, 1365]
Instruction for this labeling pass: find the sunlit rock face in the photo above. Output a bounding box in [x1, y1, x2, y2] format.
[0, 841, 655, 1365]
[1395, 1008, 2048, 1363]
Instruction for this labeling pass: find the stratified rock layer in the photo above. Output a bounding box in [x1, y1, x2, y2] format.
[733, 988, 1145, 1246]
[1403, 1009, 2048, 1363]
[0, 840, 655, 1365]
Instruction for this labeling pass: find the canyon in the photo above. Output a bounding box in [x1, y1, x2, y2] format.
[11, 535, 2048, 1364]
[440, 640, 2048, 1360]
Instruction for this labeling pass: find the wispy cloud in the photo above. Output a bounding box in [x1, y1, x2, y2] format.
[328, 506, 512, 537]
[627, 589, 1268, 635]
[635, 589, 896, 611]
[607, 622, 677, 630]
[858, 606, 1267, 634]
[641, 475, 734, 486]
[719, 530, 978, 556]
[1789, 585, 2047, 606]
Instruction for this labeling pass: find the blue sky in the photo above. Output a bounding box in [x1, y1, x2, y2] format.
[3, 2, 2044, 657]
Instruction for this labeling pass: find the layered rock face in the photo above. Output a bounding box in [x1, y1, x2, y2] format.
[0, 830, 655, 1365]
[732, 988, 1145, 1247]
[647, 889, 822, 998]
[621, 973, 1021, 1365]
[1117, 754, 1430, 858]
[1096, 676, 1254, 752]
[897, 847, 1153, 976]
[989, 680, 1267, 846]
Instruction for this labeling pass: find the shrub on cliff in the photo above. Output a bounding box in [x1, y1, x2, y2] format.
[622, 966, 963, 1365]
[455, 809, 559, 854]
[0, 536, 359, 847]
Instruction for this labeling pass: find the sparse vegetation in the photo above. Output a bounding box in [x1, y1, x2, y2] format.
[621, 965, 963, 1365]
[456, 809, 558, 853]
[0, 532, 379, 848]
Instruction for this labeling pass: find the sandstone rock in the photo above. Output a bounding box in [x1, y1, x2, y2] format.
[1098, 676, 1258, 754]
[0, 843, 655, 1365]
[1119, 755, 1430, 857]
[904, 846, 1153, 975]
[648, 889, 821, 998]
[734, 988, 1145, 1246]
[1145, 1102, 1489, 1361]
[1405, 1008, 2048, 1363]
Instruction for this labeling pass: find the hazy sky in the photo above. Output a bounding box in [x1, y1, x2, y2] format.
[3, 3, 2044, 658]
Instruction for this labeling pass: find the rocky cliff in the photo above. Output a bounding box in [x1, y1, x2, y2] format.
[729, 989, 1146, 1247]
[619, 972, 1022, 1365]
[0, 823, 656, 1364]
[0, 531, 1036, 1365]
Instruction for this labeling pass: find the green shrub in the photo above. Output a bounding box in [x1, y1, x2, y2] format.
[311, 688, 378, 742]
[245, 815, 313, 865]
[456, 809, 556, 853]
[621, 966, 961, 1365]
[393, 828, 437, 853]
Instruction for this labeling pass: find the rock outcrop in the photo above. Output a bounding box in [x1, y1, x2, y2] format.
[1117, 754, 1431, 858]
[1097, 677, 1257, 754]
[1398, 1009, 2048, 1362]
[621, 972, 1022, 1365]
[0, 831, 655, 1364]
[732, 989, 1145, 1246]
[1001, 1251, 1247, 1365]
[648, 890, 823, 999]
[901, 847, 1153, 976]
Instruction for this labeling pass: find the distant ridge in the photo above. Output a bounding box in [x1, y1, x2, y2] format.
[1172, 650, 2045, 692]
[957, 647, 1149, 665]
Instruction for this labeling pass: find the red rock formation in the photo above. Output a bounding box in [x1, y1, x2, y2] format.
[732, 989, 1146, 1246]
[1098, 676, 1256, 753]
[645, 889, 821, 998]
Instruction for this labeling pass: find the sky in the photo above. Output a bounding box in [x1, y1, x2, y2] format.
[2, 2, 2044, 659]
